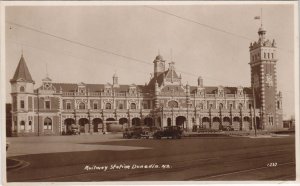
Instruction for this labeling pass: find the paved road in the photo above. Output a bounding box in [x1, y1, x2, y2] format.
[6, 135, 295, 182]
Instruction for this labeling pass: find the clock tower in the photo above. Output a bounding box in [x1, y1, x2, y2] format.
[249, 25, 281, 130]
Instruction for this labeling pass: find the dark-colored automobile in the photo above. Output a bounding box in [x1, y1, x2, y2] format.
[153, 126, 183, 139]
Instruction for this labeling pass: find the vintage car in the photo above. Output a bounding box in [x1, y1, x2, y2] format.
[123, 126, 150, 139]
[153, 126, 183, 139]
[220, 125, 234, 131]
[123, 126, 162, 139]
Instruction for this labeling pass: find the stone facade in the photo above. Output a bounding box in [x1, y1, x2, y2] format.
[10, 26, 283, 136]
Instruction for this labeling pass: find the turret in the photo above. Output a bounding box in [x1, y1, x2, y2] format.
[197, 76, 203, 87]
[112, 73, 119, 88]
[153, 54, 165, 77]
[10, 54, 35, 134]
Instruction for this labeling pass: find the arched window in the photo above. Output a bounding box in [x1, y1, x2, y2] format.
[219, 103, 223, 109]
[264, 53, 266, 58]
[105, 103, 112, 110]
[20, 121, 25, 130]
[20, 86, 25, 92]
[167, 118, 171, 126]
[238, 103, 243, 109]
[28, 121, 32, 130]
[277, 101, 280, 109]
[168, 100, 178, 108]
[130, 103, 136, 109]
[79, 102, 85, 110]
[44, 117, 52, 130]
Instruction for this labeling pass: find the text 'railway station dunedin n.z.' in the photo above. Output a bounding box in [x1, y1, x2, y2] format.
[9, 24, 283, 136]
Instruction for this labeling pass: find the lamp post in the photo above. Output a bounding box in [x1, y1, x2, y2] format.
[252, 85, 257, 137]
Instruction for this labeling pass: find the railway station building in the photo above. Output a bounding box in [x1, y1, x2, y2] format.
[9, 26, 283, 136]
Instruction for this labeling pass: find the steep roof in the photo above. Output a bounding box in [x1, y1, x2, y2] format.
[10, 55, 34, 83]
[51, 83, 150, 93]
[190, 86, 252, 94]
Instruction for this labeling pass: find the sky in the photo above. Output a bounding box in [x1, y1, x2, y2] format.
[4, 3, 296, 119]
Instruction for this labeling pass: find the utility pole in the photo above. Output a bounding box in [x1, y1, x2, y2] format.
[37, 89, 40, 136]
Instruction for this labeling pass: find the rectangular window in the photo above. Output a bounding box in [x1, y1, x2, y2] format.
[93, 103, 98, 110]
[66, 102, 71, 110]
[20, 100, 25, 109]
[45, 101, 50, 109]
[143, 102, 148, 109]
[119, 104, 123, 109]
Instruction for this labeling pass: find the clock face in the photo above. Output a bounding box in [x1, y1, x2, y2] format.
[253, 74, 259, 88]
[265, 74, 273, 87]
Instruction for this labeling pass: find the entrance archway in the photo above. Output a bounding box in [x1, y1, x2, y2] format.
[92, 118, 103, 132]
[119, 118, 128, 128]
[132, 118, 141, 126]
[64, 118, 75, 134]
[232, 117, 241, 131]
[202, 117, 210, 128]
[212, 117, 221, 130]
[79, 118, 89, 133]
[223, 117, 231, 127]
[243, 116, 251, 130]
[144, 117, 153, 126]
[176, 116, 186, 128]
[119, 118, 128, 125]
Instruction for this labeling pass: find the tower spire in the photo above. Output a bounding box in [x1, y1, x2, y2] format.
[46, 63, 49, 78]
[260, 8, 263, 27]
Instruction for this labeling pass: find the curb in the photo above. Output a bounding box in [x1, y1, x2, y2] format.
[6, 158, 25, 170]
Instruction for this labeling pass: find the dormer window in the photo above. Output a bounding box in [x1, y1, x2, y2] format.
[20, 86, 25, 92]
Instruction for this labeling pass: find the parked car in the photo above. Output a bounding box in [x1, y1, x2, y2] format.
[221, 125, 234, 131]
[153, 126, 183, 139]
[123, 126, 150, 139]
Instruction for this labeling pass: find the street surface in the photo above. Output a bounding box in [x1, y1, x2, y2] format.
[6, 134, 295, 181]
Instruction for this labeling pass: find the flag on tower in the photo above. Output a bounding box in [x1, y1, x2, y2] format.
[254, 16, 260, 19]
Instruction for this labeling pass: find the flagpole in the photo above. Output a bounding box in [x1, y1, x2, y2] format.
[260, 8, 263, 27]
